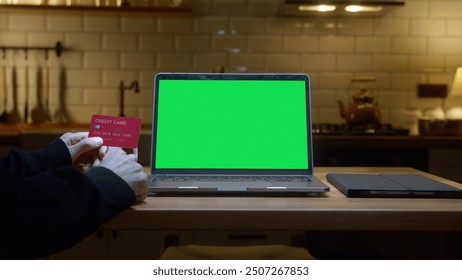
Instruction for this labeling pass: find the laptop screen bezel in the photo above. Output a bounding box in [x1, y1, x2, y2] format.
[150, 72, 315, 176]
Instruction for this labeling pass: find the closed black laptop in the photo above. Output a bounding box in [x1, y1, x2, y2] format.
[326, 173, 462, 198]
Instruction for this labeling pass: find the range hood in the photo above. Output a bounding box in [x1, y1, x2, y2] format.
[282, 0, 405, 17]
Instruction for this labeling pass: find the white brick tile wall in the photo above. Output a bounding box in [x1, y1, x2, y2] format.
[84, 52, 119, 68]
[230, 16, 265, 34]
[67, 69, 101, 87]
[0, 11, 8, 30]
[157, 53, 193, 71]
[0, 31, 27, 45]
[248, 0, 281, 17]
[320, 36, 354, 53]
[139, 34, 174, 51]
[121, 16, 156, 32]
[212, 35, 247, 52]
[409, 55, 444, 71]
[157, 17, 193, 33]
[302, 54, 336, 71]
[1, 0, 462, 127]
[229, 53, 265, 72]
[355, 37, 391, 53]
[84, 15, 120, 32]
[83, 88, 119, 105]
[175, 34, 211, 51]
[410, 19, 445, 36]
[445, 55, 462, 69]
[311, 89, 337, 107]
[193, 53, 228, 72]
[301, 19, 338, 35]
[337, 55, 372, 71]
[283, 36, 318, 53]
[102, 70, 138, 87]
[393, 0, 428, 18]
[391, 73, 426, 90]
[28, 32, 65, 48]
[47, 14, 83, 31]
[194, 15, 229, 34]
[428, 37, 462, 54]
[338, 19, 373, 35]
[430, 1, 462, 18]
[212, 0, 247, 16]
[373, 19, 409, 36]
[448, 20, 462, 36]
[373, 55, 408, 71]
[319, 73, 352, 89]
[266, 18, 302, 35]
[65, 33, 102, 50]
[392, 37, 426, 54]
[8, 12, 46, 31]
[103, 34, 138, 51]
[248, 35, 283, 52]
[266, 54, 301, 71]
[121, 52, 155, 69]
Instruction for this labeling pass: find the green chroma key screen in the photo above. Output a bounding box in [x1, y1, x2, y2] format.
[154, 78, 309, 169]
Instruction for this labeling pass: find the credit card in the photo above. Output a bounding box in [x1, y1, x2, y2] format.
[89, 114, 142, 148]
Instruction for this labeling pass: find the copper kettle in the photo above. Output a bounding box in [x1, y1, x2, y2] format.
[337, 79, 381, 127]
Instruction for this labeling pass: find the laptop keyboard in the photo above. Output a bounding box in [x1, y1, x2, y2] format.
[152, 175, 311, 182]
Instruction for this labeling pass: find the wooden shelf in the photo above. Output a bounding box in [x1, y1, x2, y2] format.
[0, 4, 191, 15]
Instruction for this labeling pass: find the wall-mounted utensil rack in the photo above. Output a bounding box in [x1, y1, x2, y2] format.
[1, 41, 65, 59]
[0, 4, 191, 15]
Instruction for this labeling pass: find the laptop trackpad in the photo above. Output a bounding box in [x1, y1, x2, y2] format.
[192, 181, 272, 191]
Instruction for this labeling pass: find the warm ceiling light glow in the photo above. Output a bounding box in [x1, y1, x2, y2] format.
[299, 5, 336, 12]
[345, 5, 383, 13]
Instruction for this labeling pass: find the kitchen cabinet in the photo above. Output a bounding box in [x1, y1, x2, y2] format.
[49, 230, 298, 259]
[49, 230, 194, 260]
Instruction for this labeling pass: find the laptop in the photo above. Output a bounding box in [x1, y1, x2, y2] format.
[326, 173, 462, 198]
[147, 72, 329, 196]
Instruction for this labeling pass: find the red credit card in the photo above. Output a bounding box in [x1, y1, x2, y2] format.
[89, 114, 142, 148]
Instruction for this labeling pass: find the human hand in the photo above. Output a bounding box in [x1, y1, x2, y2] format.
[60, 132, 107, 172]
[93, 147, 148, 203]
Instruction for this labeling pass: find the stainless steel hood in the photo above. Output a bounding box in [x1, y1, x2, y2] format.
[282, 0, 405, 17]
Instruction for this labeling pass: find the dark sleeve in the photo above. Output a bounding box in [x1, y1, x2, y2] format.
[0, 138, 72, 177]
[0, 140, 136, 260]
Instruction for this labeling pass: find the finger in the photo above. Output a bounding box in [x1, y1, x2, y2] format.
[93, 157, 101, 167]
[69, 137, 103, 161]
[60, 132, 88, 145]
[127, 154, 137, 161]
[97, 145, 109, 160]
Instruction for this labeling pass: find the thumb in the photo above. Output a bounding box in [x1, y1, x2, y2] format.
[69, 137, 103, 161]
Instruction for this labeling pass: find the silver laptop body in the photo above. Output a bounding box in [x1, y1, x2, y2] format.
[148, 72, 329, 196]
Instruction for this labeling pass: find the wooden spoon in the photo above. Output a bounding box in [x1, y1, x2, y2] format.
[54, 66, 70, 123]
[24, 65, 29, 123]
[0, 65, 7, 122]
[6, 66, 21, 123]
[31, 66, 48, 124]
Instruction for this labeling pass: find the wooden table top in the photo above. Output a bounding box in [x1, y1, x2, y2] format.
[101, 167, 462, 232]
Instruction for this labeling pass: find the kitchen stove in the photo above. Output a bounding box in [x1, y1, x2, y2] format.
[312, 123, 409, 136]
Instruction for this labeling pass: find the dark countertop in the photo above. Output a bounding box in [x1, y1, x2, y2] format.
[313, 135, 462, 149]
[1, 123, 462, 150]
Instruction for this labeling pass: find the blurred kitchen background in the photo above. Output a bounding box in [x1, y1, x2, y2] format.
[2, 0, 462, 182]
[0, 0, 461, 124]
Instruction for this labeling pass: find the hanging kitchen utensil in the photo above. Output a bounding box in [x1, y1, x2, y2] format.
[31, 66, 48, 124]
[44, 60, 52, 121]
[6, 66, 21, 123]
[54, 65, 71, 123]
[0, 65, 8, 122]
[24, 64, 29, 123]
